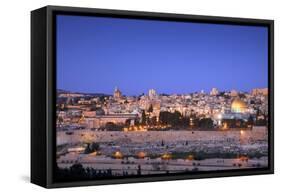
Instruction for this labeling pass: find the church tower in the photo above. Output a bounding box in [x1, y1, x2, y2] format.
[113, 87, 122, 99]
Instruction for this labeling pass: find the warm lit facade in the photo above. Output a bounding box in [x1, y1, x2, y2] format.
[113, 87, 122, 99]
[210, 88, 219, 96]
[231, 98, 247, 113]
[252, 88, 268, 96]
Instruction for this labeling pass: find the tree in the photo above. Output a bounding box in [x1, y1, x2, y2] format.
[181, 116, 190, 126]
[171, 111, 182, 126]
[137, 165, 142, 175]
[90, 142, 100, 152]
[105, 122, 122, 131]
[84, 142, 100, 154]
[70, 163, 85, 177]
[159, 111, 182, 127]
[256, 118, 266, 126]
[84, 143, 91, 154]
[125, 119, 131, 126]
[198, 118, 214, 129]
[222, 119, 247, 128]
[159, 111, 170, 125]
[148, 104, 153, 113]
[150, 116, 157, 125]
[247, 115, 254, 126]
[134, 118, 140, 126]
[141, 110, 147, 125]
[256, 109, 260, 118]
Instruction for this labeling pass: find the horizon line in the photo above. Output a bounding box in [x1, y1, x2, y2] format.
[57, 87, 268, 96]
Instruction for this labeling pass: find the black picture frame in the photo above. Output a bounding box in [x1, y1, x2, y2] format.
[31, 5, 274, 188]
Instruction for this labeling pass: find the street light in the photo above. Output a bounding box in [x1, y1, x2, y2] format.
[113, 151, 123, 159]
[137, 151, 146, 159]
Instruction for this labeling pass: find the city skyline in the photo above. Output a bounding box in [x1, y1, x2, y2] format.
[58, 86, 267, 96]
[57, 15, 268, 96]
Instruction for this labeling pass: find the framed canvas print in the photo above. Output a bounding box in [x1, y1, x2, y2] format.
[31, 5, 274, 188]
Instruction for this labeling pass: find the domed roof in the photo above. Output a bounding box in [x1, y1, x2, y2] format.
[114, 87, 122, 98]
[114, 87, 121, 93]
[231, 98, 247, 113]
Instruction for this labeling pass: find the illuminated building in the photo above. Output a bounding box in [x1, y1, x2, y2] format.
[231, 98, 247, 113]
[214, 98, 251, 127]
[230, 90, 238, 97]
[148, 89, 157, 99]
[210, 88, 219, 96]
[251, 88, 268, 96]
[113, 87, 122, 99]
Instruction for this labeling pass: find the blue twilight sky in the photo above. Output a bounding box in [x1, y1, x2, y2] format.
[56, 15, 268, 96]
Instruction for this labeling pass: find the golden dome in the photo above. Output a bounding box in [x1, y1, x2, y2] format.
[231, 98, 247, 113]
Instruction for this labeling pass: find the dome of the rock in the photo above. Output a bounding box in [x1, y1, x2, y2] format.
[231, 98, 247, 113]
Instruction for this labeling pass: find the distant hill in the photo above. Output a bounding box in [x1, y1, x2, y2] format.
[57, 89, 111, 97]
